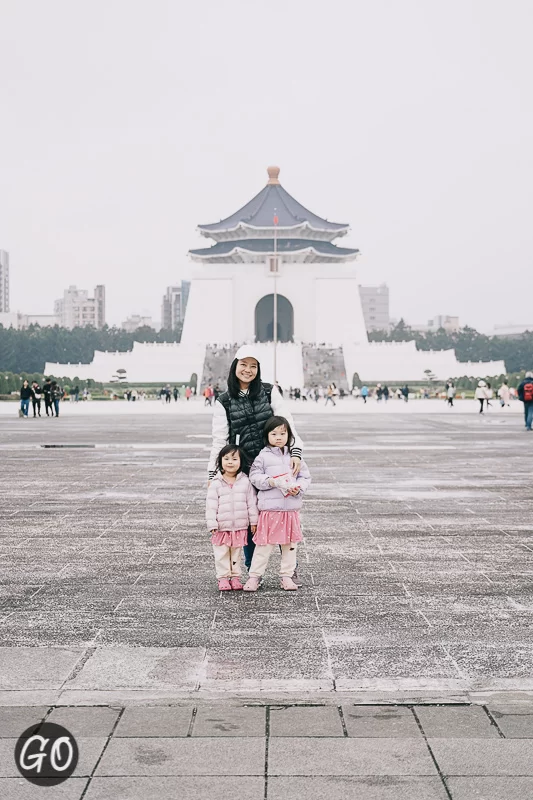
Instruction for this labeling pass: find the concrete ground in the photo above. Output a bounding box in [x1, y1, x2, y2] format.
[0, 404, 532, 798]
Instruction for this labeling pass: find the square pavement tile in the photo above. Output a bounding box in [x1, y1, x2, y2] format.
[0, 778, 88, 799]
[343, 706, 422, 738]
[192, 706, 265, 737]
[428, 739, 533, 776]
[95, 737, 265, 776]
[65, 647, 204, 690]
[0, 647, 83, 690]
[414, 705, 500, 738]
[84, 776, 264, 799]
[487, 705, 533, 737]
[115, 707, 193, 737]
[269, 706, 344, 737]
[47, 706, 121, 737]
[267, 738, 437, 776]
[0, 707, 50, 738]
[268, 776, 449, 800]
[0, 737, 106, 777]
[446, 777, 533, 800]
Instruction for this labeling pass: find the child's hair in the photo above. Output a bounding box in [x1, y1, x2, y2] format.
[216, 444, 248, 474]
[263, 415, 295, 448]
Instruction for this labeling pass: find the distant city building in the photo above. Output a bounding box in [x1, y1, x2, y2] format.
[489, 323, 533, 339]
[359, 284, 390, 331]
[161, 282, 190, 330]
[0, 312, 60, 329]
[411, 315, 460, 333]
[121, 314, 154, 332]
[54, 285, 106, 329]
[0, 250, 9, 313]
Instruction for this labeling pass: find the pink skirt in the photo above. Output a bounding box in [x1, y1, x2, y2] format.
[211, 529, 248, 547]
[253, 511, 303, 546]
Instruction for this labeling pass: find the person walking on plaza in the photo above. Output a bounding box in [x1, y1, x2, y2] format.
[207, 345, 303, 576]
[19, 380, 32, 417]
[517, 372, 533, 431]
[325, 384, 336, 406]
[31, 381, 42, 417]
[361, 385, 369, 404]
[51, 381, 62, 417]
[173, 386, 179, 402]
[383, 384, 390, 402]
[42, 378, 53, 417]
[243, 416, 311, 592]
[446, 381, 456, 408]
[475, 380, 489, 414]
[376, 383, 383, 402]
[486, 382, 493, 408]
[401, 385, 409, 403]
[185, 386, 192, 401]
[206, 445, 258, 591]
[498, 379, 511, 408]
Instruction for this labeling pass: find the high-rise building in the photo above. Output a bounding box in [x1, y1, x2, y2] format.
[161, 282, 190, 330]
[54, 285, 106, 330]
[0, 250, 9, 313]
[359, 284, 390, 332]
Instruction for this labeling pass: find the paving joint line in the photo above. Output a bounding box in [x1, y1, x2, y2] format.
[78, 706, 125, 799]
[482, 704, 506, 737]
[411, 705, 453, 800]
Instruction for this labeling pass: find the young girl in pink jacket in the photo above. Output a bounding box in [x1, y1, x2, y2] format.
[206, 445, 258, 591]
[243, 416, 311, 591]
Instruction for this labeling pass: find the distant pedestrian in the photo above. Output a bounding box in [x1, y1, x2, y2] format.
[486, 382, 493, 408]
[185, 386, 192, 401]
[446, 382, 455, 408]
[401, 385, 409, 403]
[31, 381, 42, 417]
[517, 372, 533, 431]
[383, 385, 390, 402]
[19, 380, 32, 417]
[361, 385, 369, 404]
[376, 384, 383, 402]
[51, 381, 62, 417]
[475, 380, 489, 414]
[42, 378, 53, 416]
[206, 445, 258, 591]
[498, 380, 510, 408]
[173, 386, 179, 402]
[74, 385, 80, 402]
[325, 384, 336, 406]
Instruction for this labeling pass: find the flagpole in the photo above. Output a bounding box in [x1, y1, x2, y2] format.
[273, 209, 278, 384]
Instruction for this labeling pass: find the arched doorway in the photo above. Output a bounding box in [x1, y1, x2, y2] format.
[255, 294, 294, 343]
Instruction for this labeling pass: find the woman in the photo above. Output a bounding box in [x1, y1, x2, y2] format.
[498, 380, 511, 408]
[207, 345, 303, 573]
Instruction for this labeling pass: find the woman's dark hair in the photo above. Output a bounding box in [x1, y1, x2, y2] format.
[263, 415, 295, 448]
[216, 444, 248, 475]
[227, 358, 263, 400]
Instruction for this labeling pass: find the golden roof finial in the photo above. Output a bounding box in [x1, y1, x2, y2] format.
[267, 166, 280, 185]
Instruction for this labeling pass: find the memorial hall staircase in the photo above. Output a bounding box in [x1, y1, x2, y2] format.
[302, 344, 350, 391]
[200, 345, 234, 391]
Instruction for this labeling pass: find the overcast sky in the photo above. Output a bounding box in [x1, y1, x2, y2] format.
[1, 0, 532, 332]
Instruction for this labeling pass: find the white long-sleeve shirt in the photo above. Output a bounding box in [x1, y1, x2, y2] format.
[207, 386, 303, 478]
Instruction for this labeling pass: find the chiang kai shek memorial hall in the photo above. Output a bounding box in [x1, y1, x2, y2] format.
[46, 167, 505, 387]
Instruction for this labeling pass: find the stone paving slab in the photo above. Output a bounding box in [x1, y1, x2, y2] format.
[446, 777, 533, 800]
[192, 705, 265, 736]
[428, 738, 533, 775]
[414, 704, 500, 738]
[342, 705, 422, 738]
[0, 778, 88, 800]
[269, 705, 344, 736]
[115, 706, 193, 737]
[268, 776, 449, 800]
[0, 648, 83, 690]
[84, 776, 264, 800]
[95, 736, 265, 776]
[488, 704, 533, 737]
[0, 737, 106, 777]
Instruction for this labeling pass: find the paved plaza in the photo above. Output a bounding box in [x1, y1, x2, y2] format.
[0, 403, 532, 798]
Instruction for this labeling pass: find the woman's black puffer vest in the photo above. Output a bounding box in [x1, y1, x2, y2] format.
[218, 383, 273, 474]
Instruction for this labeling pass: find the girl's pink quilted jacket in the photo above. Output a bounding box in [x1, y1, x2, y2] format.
[206, 472, 259, 532]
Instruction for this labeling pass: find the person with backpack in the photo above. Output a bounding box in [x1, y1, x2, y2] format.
[207, 345, 303, 576]
[517, 371, 533, 431]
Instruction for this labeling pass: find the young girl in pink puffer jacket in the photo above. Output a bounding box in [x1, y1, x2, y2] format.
[206, 445, 258, 591]
[243, 416, 311, 592]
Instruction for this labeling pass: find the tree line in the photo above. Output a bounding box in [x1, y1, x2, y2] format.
[0, 323, 182, 374]
[368, 321, 533, 374]
[0, 320, 531, 375]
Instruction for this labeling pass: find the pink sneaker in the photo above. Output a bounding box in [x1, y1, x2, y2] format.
[243, 576, 260, 592]
[280, 576, 298, 590]
[229, 577, 244, 590]
[217, 578, 232, 591]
